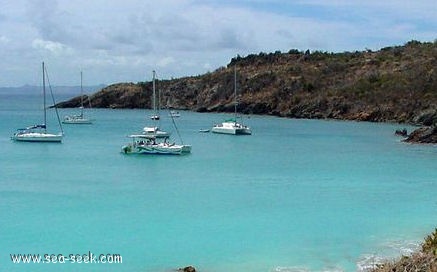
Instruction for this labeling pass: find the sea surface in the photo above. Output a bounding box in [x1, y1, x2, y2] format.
[1, 89, 436, 272]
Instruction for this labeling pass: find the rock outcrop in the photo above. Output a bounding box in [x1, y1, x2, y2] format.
[405, 126, 437, 144]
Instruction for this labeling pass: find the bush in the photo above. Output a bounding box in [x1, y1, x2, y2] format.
[423, 228, 437, 255]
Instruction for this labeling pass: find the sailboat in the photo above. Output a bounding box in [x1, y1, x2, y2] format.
[62, 71, 92, 124]
[143, 70, 169, 138]
[211, 66, 252, 135]
[11, 62, 64, 142]
[121, 70, 190, 155]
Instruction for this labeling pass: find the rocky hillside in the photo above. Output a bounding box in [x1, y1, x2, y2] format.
[57, 40, 437, 127]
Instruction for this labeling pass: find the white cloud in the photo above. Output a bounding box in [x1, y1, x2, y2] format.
[0, 0, 435, 86]
[31, 39, 71, 55]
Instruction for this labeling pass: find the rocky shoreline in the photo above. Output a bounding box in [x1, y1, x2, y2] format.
[371, 229, 437, 272]
[56, 41, 437, 143]
[404, 126, 437, 144]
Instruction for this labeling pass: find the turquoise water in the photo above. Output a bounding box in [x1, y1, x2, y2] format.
[1, 91, 436, 272]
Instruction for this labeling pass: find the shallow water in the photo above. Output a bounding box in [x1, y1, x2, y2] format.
[1, 91, 436, 271]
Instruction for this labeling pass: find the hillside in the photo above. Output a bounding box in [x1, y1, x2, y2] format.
[57, 40, 437, 127]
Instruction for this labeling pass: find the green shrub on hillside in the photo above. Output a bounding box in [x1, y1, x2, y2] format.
[423, 228, 437, 255]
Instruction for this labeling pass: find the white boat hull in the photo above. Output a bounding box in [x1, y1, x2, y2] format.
[12, 132, 63, 142]
[211, 122, 252, 135]
[211, 127, 251, 135]
[122, 142, 191, 155]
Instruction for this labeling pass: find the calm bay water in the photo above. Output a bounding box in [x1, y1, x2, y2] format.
[1, 91, 436, 272]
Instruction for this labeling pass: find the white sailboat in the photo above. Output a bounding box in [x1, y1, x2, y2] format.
[211, 67, 252, 135]
[122, 70, 191, 155]
[62, 71, 93, 124]
[11, 62, 64, 142]
[143, 70, 169, 138]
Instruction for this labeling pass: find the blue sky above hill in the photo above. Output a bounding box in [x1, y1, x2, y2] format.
[0, 0, 435, 86]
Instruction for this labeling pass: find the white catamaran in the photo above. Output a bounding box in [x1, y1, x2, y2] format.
[11, 62, 64, 142]
[62, 71, 93, 124]
[211, 67, 252, 135]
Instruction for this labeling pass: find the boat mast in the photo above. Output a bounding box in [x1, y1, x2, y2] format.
[42, 62, 47, 132]
[80, 71, 84, 117]
[152, 70, 156, 117]
[234, 66, 237, 124]
[158, 74, 161, 117]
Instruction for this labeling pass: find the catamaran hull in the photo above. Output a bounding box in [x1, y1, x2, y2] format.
[211, 127, 252, 135]
[12, 133, 63, 142]
[122, 144, 191, 155]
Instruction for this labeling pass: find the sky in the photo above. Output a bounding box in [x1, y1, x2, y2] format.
[0, 0, 435, 87]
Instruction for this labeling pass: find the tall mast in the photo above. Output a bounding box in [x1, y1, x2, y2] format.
[152, 70, 156, 116]
[80, 71, 84, 116]
[42, 62, 47, 132]
[157, 71, 161, 125]
[234, 66, 237, 123]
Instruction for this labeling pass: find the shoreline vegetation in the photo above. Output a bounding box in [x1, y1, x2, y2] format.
[56, 40, 436, 143]
[371, 229, 437, 272]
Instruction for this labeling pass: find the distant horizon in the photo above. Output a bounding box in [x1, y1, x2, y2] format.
[0, 84, 106, 94]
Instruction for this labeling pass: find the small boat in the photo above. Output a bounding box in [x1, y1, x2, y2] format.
[62, 71, 93, 124]
[11, 62, 63, 142]
[122, 135, 191, 155]
[169, 110, 180, 118]
[211, 67, 252, 135]
[63, 111, 92, 124]
[12, 125, 63, 142]
[199, 129, 210, 133]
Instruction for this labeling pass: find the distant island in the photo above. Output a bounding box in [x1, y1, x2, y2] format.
[56, 40, 437, 143]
